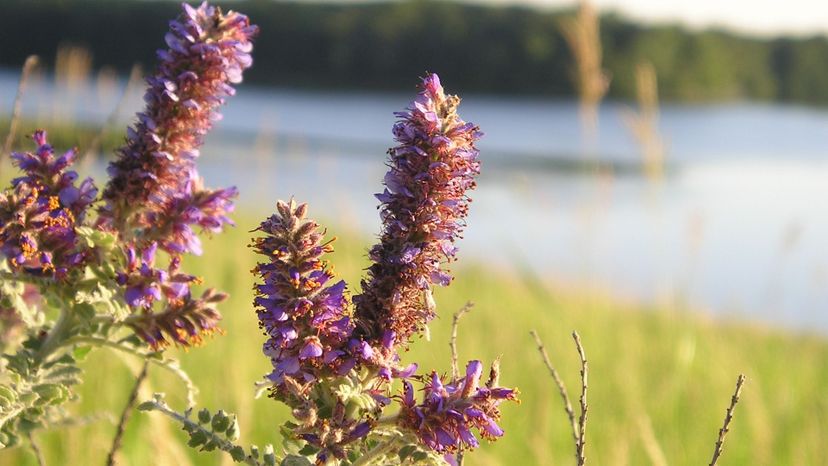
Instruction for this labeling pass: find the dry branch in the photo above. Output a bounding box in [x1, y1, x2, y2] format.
[106, 360, 150, 466]
[573, 331, 588, 466]
[450, 301, 474, 379]
[708, 374, 746, 466]
[530, 330, 578, 446]
[531, 330, 589, 465]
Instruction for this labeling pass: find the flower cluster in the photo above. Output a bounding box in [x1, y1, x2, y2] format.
[252, 200, 387, 463]
[126, 287, 225, 350]
[0, 131, 97, 279]
[399, 360, 518, 453]
[252, 199, 355, 398]
[116, 242, 194, 308]
[115, 241, 223, 349]
[0, 2, 255, 353]
[101, 1, 256, 255]
[353, 73, 482, 349]
[0, 1, 258, 458]
[251, 74, 515, 464]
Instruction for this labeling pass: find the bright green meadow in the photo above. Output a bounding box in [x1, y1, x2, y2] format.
[2, 212, 828, 466]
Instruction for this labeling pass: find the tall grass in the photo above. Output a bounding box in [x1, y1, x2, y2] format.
[559, 0, 609, 138]
[3, 217, 827, 465]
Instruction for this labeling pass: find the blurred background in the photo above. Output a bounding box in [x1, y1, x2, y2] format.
[2, 0, 828, 465]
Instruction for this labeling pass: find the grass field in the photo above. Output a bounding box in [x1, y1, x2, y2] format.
[2, 212, 828, 466]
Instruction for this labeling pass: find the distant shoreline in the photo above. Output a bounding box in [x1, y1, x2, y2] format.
[2, 0, 828, 104]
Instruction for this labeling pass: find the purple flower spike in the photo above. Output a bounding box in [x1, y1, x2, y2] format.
[354, 73, 481, 347]
[398, 360, 518, 454]
[0, 131, 97, 278]
[252, 199, 355, 401]
[101, 2, 256, 254]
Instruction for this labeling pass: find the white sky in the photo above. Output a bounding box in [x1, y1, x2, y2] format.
[464, 0, 828, 36]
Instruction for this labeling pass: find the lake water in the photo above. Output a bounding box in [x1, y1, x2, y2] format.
[2, 69, 828, 332]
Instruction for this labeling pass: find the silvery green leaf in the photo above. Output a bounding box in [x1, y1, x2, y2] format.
[0, 263, 42, 327]
[281, 455, 312, 466]
[76, 227, 118, 252]
[75, 283, 130, 322]
[229, 445, 246, 462]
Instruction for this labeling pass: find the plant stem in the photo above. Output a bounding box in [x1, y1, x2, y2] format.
[106, 360, 150, 466]
[26, 430, 45, 466]
[375, 413, 400, 427]
[34, 307, 73, 365]
[144, 401, 260, 466]
[530, 330, 579, 448]
[450, 301, 474, 380]
[709, 374, 746, 466]
[352, 437, 400, 466]
[59, 336, 198, 407]
[0, 271, 51, 286]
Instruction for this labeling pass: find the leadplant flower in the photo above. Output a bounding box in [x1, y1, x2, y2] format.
[0, 1, 256, 456]
[223, 74, 515, 465]
[251, 199, 356, 399]
[399, 360, 518, 454]
[0, 130, 97, 279]
[101, 1, 256, 255]
[354, 74, 482, 351]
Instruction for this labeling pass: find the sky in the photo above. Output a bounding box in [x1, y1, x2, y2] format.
[463, 0, 828, 37]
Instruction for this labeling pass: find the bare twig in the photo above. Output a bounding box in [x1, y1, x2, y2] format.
[530, 330, 578, 446]
[82, 63, 142, 166]
[2, 55, 39, 158]
[449, 301, 473, 466]
[450, 301, 474, 379]
[708, 374, 746, 466]
[106, 360, 150, 466]
[573, 331, 588, 466]
[26, 430, 45, 466]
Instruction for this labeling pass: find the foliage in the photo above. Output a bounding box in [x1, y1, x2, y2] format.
[140, 73, 519, 466]
[2, 0, 828, 103]
[0, 1, 255, 461]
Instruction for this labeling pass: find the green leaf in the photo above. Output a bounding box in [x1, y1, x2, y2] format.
[398, 445, 417, 461]
[76, 227, 118, 252]
[73, 346, 93, 361]
[42, 365, 83, 385]
[75, 283, 130, 322]
[280, 454, 311, 466]
[263, 445, 277, 466]
[73, 302, 96, 320]
[211, 410, 230, 432]
[32, 383, 68, 406]
[225, 417, 240, 441]
[198, 408, 211, 424]
[137, 401, 156, 411]
[229, 445, 246, 462]
[187, 429, 208, 448]
[297, 444, 319, 456]
[0, 263, 42, 327]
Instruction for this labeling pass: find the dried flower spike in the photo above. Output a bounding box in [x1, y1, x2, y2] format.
[354, 73, 482, 349]
[101, 2, 256, 255]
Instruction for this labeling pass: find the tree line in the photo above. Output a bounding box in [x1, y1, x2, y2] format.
[3, 0, 828, 103]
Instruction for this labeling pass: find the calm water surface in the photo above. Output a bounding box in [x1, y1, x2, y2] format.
[2, 70, 828, 331]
